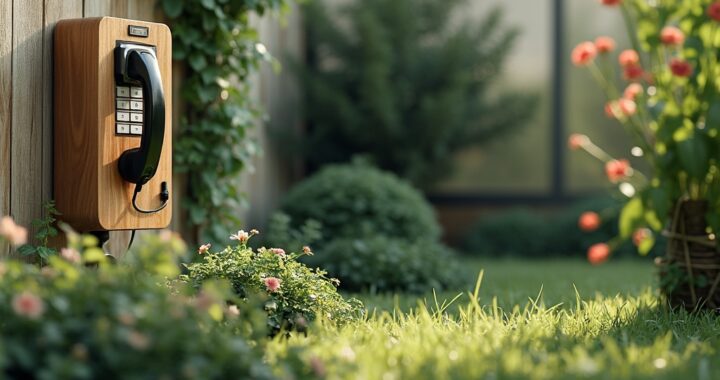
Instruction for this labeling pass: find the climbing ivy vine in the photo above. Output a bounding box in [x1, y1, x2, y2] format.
[160, 0, 287, 243]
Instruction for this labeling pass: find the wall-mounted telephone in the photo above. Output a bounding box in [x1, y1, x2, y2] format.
[54, 17, 172, 232]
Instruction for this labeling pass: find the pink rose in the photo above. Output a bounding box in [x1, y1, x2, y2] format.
[12, 291, 45, 319]
[264, 277, 282, 292]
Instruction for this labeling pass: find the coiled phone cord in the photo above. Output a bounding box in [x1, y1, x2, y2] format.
[131, 181, 169, 214]
[127, 182, 169, 251]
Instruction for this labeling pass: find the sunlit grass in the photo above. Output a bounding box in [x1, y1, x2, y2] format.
[268, 259, 720, 379]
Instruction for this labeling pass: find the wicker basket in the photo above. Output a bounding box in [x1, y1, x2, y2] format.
[656, 199, 720, 310]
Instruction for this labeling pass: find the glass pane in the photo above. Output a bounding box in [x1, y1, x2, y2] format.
[432, 0, 553, 195]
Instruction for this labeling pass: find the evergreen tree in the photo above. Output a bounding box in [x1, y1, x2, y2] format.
[299, 0, 539, 186]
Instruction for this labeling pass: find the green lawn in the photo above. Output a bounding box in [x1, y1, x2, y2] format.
[268, 258, 720, 379]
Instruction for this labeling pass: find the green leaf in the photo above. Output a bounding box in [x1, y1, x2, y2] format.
[161, 0, 184, 18]
[200, 0, 215, 10]
[675, 129, 709, 179]
[188, 53, 208, 71]
[638, 233, 655, 256]
[619, 197, 644, 239]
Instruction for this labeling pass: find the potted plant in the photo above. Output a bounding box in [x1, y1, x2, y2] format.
[569, 0, 720, 310]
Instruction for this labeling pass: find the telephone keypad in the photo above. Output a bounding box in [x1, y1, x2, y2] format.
[115, 85, 143, 136]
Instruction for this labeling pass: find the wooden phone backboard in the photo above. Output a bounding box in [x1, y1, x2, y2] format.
[54, 17, 172, 231]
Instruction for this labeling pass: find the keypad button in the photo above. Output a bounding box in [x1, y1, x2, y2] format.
[116, 123, 130, 134]
[130, 124, 143, 135]
[116, 86, 130, 97]
[116, 112, 130, 122]
[117, 100, 130, 110]
[130, 100, 143, 110]
[130, 87, 143, 98]
[130, 113, 143, 123]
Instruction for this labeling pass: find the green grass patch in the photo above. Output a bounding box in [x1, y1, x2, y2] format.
[268, 258, 720, 379]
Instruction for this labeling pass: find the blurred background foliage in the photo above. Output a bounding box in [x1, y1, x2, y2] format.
[295, 0, 538, 187]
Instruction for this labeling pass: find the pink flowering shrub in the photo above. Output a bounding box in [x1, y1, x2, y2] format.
[0, 230, 281, 379]
[569, 1, 720, 262]
[182, 231, 363, 334]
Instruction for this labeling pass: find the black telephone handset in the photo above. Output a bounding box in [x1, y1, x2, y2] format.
[115, 42, 169, 214]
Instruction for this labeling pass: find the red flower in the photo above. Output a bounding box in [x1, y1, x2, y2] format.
[632, 228, 652, 246]
[623, 65, 644, 81]
[579, 212, 601, 232]
[618, 98, 637, 116]
[568, 133, 589, 150]
[618, 50, 640, 67]
[669, 58, 692, 77]
[594, 36, 616, 53]
[623, 83, 643, 100]
[571, 42, 597, 66]
[660, 26, 685, 46]
[605, 159, 631, 182]
[708, 2, 720, 21]
[600, 0, 622, 5]
[587, 243, 611, 265]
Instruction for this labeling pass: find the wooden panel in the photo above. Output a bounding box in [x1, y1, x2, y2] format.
[0, 0, 12, 256]
[11, 0, 44, 233]
[43, 0, 84, 205]
[53, 18, 102, 231]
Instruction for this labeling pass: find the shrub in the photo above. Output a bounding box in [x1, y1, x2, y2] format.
[463, 197, 664, 258]
[278, 162, 441, 245]
[303, 236, 461, 293]
[298, 0, 537, 186]
[183, 231, 364, 333]
[0, 231, 276, 379]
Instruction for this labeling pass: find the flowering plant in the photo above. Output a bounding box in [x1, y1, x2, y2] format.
[569, 0, 720, 263]
[0, 224, 280, 378]
[183, 230, 364, 334]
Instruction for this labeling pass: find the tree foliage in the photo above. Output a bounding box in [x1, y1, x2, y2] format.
[299, 0, 538, 186]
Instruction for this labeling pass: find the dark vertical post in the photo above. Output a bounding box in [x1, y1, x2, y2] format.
[551, 0, 565, 199]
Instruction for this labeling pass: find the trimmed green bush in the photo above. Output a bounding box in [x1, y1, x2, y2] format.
[303, 236, 460, 293]
[266, 163, 460, 293]
[278, 162, 441, 245]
